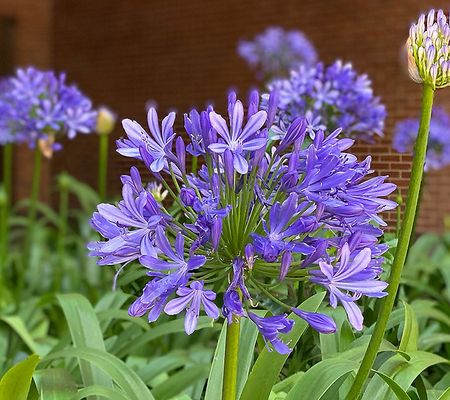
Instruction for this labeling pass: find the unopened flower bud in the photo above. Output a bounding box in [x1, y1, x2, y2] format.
[96, 106, 116, 135]
[407, 9, 450, 89]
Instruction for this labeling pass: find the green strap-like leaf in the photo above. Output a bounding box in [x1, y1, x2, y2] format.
[45, 347, 154, 400]
[399, 301, 419, 352]
[0, 354, 40, 400]
[33, 368, 77, 400]
[240, 292, 325, 400]
[152, 364, 210, 400]
[57, 294, 113, 391]
[70, 385, 130, 400]
[372, 370, 413, 400]
[284, 358, 358, 400]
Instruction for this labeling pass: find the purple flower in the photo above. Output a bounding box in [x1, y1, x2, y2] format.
[140, 227, 206, 273]
[0, 67, 97, 149]
[238, 26, 317, 80]
[393, 107, 450, 170]
[117, 107, 176, 172]
[223, 258, 251, 323]
[267, 60, 386, 143]
[248, 312, 294, 354]
[310, 243, 388, 330]
[291, 308, 336, 334]
[89, 89, 396, 352]
[165, 280, 219, 334]
[251, 193, 315, 262]
[208, 97, 267, 174]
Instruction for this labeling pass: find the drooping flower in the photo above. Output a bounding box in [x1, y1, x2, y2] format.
[266, 60, 386, 142]
[407, 9, 450, 88]
[165, 280, 219, 334]
[89, 89, 395, 352]
[291, 308, 337, 334]
[248, 312, 294, 354]
[0, 67, 97, 151]
[238, 26, 318, 80]
[309, 243, 388, 330]
[393, 106, 450, 170]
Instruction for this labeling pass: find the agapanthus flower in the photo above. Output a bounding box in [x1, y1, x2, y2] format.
[0, 67, 97, 152]
[89, 89, 396, 354]
[266, 60, 386, 142]
[393, 106, 450, 170]
[238, 26, 318, 80]
[407, 9, 450, 88]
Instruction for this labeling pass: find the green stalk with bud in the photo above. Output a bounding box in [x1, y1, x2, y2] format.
[348, 9, 448, 399]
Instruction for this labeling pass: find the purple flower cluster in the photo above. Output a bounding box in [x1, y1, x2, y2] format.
[89, 90, 396, 354]
[238, 26, 318, 80]
[267, 60, 386, 143]
[393, 107, 450, 170]
[0, 67, 97, 149]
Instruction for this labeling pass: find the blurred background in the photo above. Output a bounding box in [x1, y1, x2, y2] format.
[1, 0, 450, 232]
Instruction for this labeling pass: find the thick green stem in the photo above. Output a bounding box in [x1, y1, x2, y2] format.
[98, 134, 109, 201]
[347, 84, 434, 399]
[25, 148, 42, 261]
[222, 319, 240, 400]
[55, 174, 69, 292]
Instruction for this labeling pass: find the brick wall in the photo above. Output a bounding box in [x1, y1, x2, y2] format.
[7, 0, 450, 232]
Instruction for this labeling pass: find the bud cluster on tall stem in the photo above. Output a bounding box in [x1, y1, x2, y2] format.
[347, 83, 435, 399]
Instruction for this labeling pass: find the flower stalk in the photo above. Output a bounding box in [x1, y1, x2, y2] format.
[25, 147, 43, 261]
[222, 318, 240, 400]
[348, 83, 434, 399]
[55, 173, 70, 292]
[2, 143, 13, 208]
[98, 133, 109, 201]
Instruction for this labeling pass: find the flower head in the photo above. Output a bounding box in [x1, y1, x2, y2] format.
[89, 89, 395, 351]
[407, 10, 450, 88]
[266, 60, 386, 142]
[0, 67, 97, 152]
[238, 26, 317, 80]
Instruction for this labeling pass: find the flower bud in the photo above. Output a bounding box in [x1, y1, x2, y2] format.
[180, 187, 196, 207]
[407, 9, 450, 89]
[96, 106, 116, 135]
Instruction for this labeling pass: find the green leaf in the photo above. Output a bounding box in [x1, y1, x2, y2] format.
[0, 354, 40, 400]
[33, 368, 77, 400]
[57, 294, 113, 391]
[204, 323, 226, 400]
[0, 316, 41, 355]
[438, 386, 450, 400]
[70, 386, 130, 400]
[240, 292, 325, 400]
[115, 317, 214, 358]
[284, 358, 358, 400]
[399, 301, 419, 352]
[151, 365, 210, 400]
[45, 347, 154, 400]
[362, 351, 449, 400]
[372, 370, 412, 400]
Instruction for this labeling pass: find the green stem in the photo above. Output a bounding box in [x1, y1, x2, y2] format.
[55, 174, 69, 292]
[3, 143, 13, 208]
[25, 148, 42, 261]
[0, 144, 12, 277]
[347, 84, 434, 399]
[98, 134, 109, 201]
[222, 318, 240, 400]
